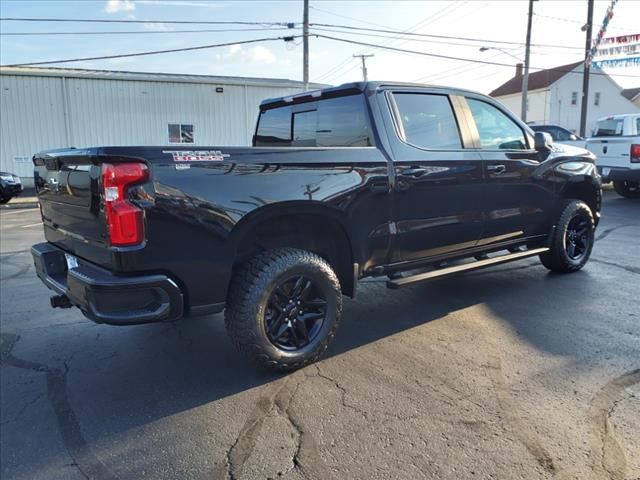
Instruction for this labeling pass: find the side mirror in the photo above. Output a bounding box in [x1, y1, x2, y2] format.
[534, 131, 553, 152]
[569, 134, 578, 141]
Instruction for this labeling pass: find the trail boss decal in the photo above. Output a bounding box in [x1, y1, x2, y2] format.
[163, 150, 230, 162]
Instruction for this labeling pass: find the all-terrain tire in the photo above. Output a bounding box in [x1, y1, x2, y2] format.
[225, 248, 342, 372]
[613, 180, 640, 199]
[539, 200, 595, 273]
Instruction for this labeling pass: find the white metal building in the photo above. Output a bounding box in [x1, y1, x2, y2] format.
[0, 67, 323, 186]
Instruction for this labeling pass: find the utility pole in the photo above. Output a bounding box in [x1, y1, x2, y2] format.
[579, 0, 595, 137]
[353, 54, 374, 81]
[521, 0, 535, 123]
[303, 0, 309, 90]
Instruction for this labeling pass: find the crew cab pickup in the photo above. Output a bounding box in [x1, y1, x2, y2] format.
[586, 113, 640, 198]
[32, 82, 601, 371]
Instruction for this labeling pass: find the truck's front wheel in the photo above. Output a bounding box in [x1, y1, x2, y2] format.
[539, 200, 594, 273]
[613, 180, 640, 199]
[225, 248, 342, 372]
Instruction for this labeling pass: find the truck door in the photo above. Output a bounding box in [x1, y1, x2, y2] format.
[462, 96, 556, 247]
[384, 90, 485, 265]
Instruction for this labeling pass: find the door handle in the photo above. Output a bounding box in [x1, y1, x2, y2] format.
[400, 167, 428, 178]
[487, 164, 506, 175]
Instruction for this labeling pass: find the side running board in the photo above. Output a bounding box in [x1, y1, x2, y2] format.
[386, 247, 549, 289]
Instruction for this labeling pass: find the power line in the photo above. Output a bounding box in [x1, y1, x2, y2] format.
[414, 49, 514, 83]
[1, 16, 590, 51]
[0, 17, 291, 26]
[310, 27, 559, 52]
[312, 34, 640, 78]
[1, 36, 301, 67]
[316, 3, 466, 83]
[533, 12, 633, 31]
[1, 27, 296, 36]
[309, 5, 389, 29]
[310, 22, 585, 51]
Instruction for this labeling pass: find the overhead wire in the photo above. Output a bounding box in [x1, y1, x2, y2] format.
[1, 35, 302, 67]
[315, 1, 466, 83]
[309, 22, 586, 51]
[0, 17, 291, 26]
[1, 27, 297, 36]
[312, 34, 640, 79]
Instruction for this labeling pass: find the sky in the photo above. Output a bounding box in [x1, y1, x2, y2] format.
[1, 0, 639, 94]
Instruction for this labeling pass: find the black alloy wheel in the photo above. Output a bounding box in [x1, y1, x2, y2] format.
[225, 248, 342, 371]
[539, 199, 594, 273]
[564, 214, 590, 261]
[265, 275, 327, 351]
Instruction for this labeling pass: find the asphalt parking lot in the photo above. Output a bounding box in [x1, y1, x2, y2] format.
[1, 191, 638, 480]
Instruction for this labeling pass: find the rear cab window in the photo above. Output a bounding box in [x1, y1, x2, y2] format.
[593, 118, 625, 137]
[255, 94, 372, 147]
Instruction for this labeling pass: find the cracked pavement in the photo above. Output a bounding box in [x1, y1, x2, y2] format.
[1, 191, 639, 480]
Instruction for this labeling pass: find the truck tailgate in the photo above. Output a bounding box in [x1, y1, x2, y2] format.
[34, 149, 108, 250]
[586, 137, 637, 169]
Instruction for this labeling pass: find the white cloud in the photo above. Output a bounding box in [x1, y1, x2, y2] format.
[247, 45, 276, 64]
[216, 45, 276, 65]
[104, 0, 136, 14]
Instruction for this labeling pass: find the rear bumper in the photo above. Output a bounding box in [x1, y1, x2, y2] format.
[31, 242, 183, 325]
[598, 166, 640, 183]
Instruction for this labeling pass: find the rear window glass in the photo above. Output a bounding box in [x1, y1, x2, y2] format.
[594, 118, 624, 137]
[255, 94, 371, 147]
[293, 110, 317, 146]
[255, 107, 292, 145]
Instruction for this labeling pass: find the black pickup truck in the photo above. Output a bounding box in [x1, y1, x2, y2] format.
[32, 82, 601, 371]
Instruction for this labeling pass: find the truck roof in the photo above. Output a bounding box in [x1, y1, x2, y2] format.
[259, 81, 486, 110]
[595, 113, 640, 121]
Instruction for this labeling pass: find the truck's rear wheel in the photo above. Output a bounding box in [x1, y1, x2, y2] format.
[539, 200, 594, 273]
[225, 248, 342, 372]
[613, 180, 640, 199]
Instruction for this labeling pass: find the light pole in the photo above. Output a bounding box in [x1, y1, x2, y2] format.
[479, 46, 523, 63]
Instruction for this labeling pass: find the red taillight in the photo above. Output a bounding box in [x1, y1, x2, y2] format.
[102, 163, 148, 246]
[631, 144, 640, 163]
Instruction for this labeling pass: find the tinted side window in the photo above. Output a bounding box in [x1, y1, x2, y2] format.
[255, 106, 292, 146]
[467, 98, 527, 150]
[317, 95, 371, 147]
[393, 93, 462, 149]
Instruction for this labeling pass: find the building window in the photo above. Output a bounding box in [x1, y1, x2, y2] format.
[571, 92, 578, 106]
[168, 123, 194, 144]
[594, 92, 601, 106]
